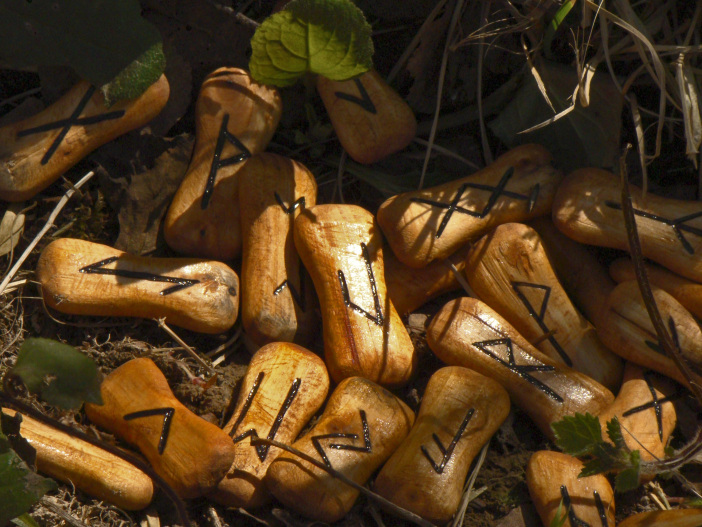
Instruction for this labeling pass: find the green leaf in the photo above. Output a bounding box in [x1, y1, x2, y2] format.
[10, 338, 102, 410]
[0, 448, 57, 525]
[0, 0, 162, 87]
[605, 417, 628, 451]
[12, 513, 41, 527]
[250, 0, 374, 87]
[1, 411, 36, 467]
[100, 42, 166, 107]
[552, 413, 603, 456]
[549, 497, 568, 527]
[614, 451, 641, 492]
[579, 456, 613, 478]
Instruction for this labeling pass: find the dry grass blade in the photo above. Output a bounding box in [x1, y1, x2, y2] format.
[451, 443, 489, 527]
[628, 94, 649, 197]
[675, 54, 702, 166]
[155, 318, 217, 375]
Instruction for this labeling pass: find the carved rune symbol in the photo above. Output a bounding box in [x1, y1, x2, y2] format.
[338, 243, 384, 326]
[17, 86, 125, 165]
[605, 200, 702, 255]
[410, 167, 540, 238]
[421, 408, 475, 474]
[274, 264, 307, 312]
[201, 113, 252, 210]
[334, 78, 377, 114]
[312, 409, 371, 468]
[229, 372, 302, 461]
[274, 191, 306, 215]
[622, 371, 682, 441]
[472, 338, 563, 402]
[80, 256, 200, 295]
[560, 486, 609, 527]
[511, 281, 572, 366]
[123, 407, 175, 455]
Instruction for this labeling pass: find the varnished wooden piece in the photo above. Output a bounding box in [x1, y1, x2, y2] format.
[316, 69, 416, 164]
[526, 450, 615, 527]
[265, 376, 415, 523]
[530, 217, 616, 329]
[598, 363, 678, 462]
[597, 280, 702, 390]
[37, 238, 239, 333]
[239, 153, 319, 346]
[426, 297, 614, 440]
[385, 243, 470, 317]
[610, 257, 702, 320]
[377, 144, 562, 268]
[2, 408, 153, 510]
[84, 358, 236, 499]
[294, 204, 417, 386]
[618, 509, 702, 527]
[373, 367, 510, 524]
[465, 222, 622, 390]
[553, 168, 702, 283]
[164, 67, 282, 259]
[210, 342, 329, 508]
[0, 76, 169, 202]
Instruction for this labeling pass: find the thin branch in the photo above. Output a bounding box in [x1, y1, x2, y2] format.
[40, 496, 90, 527]
[155, 318, 217, 375]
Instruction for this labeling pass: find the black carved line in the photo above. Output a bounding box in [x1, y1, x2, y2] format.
[229, 371, 264, 438]
[201, 113, 252, 210]
[79, 256, 200, 295]
[473, 338, 563, 402]
[274, 191, 306, 214]
[560, 485, 595, 527]
[338, 243, 384, 326]
[274, 265, 307, 312]
[311, 409, 371, 468]
[511, 281, 572, 366]
[334, 78, 377, 114]
[254, 378, 301, 461]
[421, 408, 475, 474]
[605, 200, 702, 255]
[17, 86, 125, 165]
[594, 490, 609, 527]
[622, 371, 683, 441]
[410, 167, 539, 238]
[123, 407, 175, 455]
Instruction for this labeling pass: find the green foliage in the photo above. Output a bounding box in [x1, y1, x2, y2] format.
[549, 498, 568, 527]
[553, 413, 642, 492]
[10, 338, 102, 410]
[0, 423, 56, 525]
[100, 42, 166, 107]
[249, 0, 374, 87]
[0, 0, 164, 103]
[11, 513, 42, 527]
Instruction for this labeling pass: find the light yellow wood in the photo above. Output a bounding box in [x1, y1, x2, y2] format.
[84, 358, 236, 499]
[294, 204, 417, 386]
[0, 75, 169, 202]
[239, 153, 319, 346]
[610, 257, 702, 320]
[426, 297, 614, 440]
[377, 144, 561, 269]
[385, 243, 470, 317]
[465, 222, 623, 391]
[2, 408, 153, 510]
[37, 238, 239, 333]
[597, 280, 702, 391]
[210, 342, 329, 508]
[526, 450, 615, 527]
[553, 168, 702, 283]
[316, 69, 416, 164]
[164, 67, 282, 259]
[618, 509, 702, 527]
[597, 363, 677, 463]
[265, 376, 415, 523]
[373, 367, 510, 524]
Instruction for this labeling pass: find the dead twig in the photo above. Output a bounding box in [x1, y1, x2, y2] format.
[155, 318, 217, 375]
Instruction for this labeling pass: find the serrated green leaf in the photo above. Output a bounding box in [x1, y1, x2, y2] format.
[10, 338, 102, 410]
[606, 416, 628, 451]
[250, 0, 374, 87]
[615, 450, 641, 492]
[100, 42, 166, 107]
[579, 456, 613, 477]
[12, 512, 41, 527]
[552, 413, 603, 456]
[0, 449, 57, 525]
[0, 0, 162, 87]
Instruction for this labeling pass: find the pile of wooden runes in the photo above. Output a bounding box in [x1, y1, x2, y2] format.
[2, 67, 702, 527]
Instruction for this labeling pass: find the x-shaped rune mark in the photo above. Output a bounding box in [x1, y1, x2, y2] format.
[605, 201, 702, 255]
[472, 337, 563, 402]
[410, 167, 540, 238]
[622, 371, 683, 441]
[17, 86, 125, 165]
